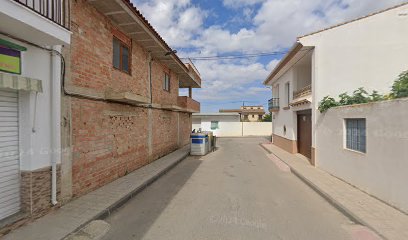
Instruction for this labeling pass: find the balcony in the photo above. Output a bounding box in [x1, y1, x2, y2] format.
[1, 0, 71, 45]
[268, 98, 280, 112]
[13, 0, 70, 29]
[293, 85, 311, 100]
[177, 96, 200, 113]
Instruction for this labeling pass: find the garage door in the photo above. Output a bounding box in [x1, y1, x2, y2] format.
[0, 89, 20, 220]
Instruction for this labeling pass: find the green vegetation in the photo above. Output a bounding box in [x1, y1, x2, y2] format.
[391, 70, 408, 98]
[318, 70, 408, 113]
[262, 113, 272, 122]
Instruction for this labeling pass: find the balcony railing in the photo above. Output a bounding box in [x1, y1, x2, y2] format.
[268, 98, 279, 112]
[13, 0, 70, 29]
[293, 84, 311, 99]
[177, 96, 200, 113]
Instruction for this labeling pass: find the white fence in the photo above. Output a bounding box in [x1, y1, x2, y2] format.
[316, 98, 408, 213]
[193, 121, 272, 137]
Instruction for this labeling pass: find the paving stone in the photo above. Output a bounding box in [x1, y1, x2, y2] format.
[3, 146, 189, 240]
[261, 143, 408, 240]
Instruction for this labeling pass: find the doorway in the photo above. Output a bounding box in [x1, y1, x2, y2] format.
[297, 110, 312, 159]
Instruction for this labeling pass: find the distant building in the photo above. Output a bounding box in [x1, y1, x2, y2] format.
[219, 106, 265, 122]
[192, 113, 272, 137]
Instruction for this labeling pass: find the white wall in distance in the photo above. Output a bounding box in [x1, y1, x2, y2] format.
[192, 115, 272, 137]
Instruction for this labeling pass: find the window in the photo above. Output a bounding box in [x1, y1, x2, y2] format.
[274, 84, 280, 98]
[252, 115, 255, 118]
[345, 119, 366, 153]
[285, 82, 290, 106]
[210, 121, 219, 130]
[113, 37, 131, 73]
[163, 73, 170, 92]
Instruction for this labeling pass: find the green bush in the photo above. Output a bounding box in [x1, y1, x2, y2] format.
[262, 113, 272, 122]
[319, 88, 384, 113]
[318, 70, 408, 112]
[391, 70, 408, 98]
[318, 96, 338, 113]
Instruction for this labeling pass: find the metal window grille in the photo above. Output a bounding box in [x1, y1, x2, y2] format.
[346, 119, 366, 153]
[211, 121, 219, 130]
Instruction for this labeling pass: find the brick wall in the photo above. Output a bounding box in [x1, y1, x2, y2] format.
[151, 109, 179, 160]
[179, 113, 192, 146]
[71, 98, 149, 196]
[70, 0, 149, 98]
[151, 62, 179, 105]
[68, 0, 194, 197]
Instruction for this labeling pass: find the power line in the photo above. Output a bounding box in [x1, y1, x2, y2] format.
[180, 51, 289, 61]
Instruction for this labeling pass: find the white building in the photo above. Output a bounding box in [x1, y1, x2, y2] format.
[193, 113, 272, 137]
[0, 0, 70, 222]
[264, 3, 408, 165]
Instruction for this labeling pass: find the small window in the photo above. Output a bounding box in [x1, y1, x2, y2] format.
[210, 121, 219, 130]
[285, 82, 290, 106]
[113, 37, 131, 74]
[163, 73, 170, 92]
[252, 115, 255, 118]
[345, 119, 366, 153]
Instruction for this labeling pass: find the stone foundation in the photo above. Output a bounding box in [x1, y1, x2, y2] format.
[20, 166, 61, 217]
[272, 134, 298, 154]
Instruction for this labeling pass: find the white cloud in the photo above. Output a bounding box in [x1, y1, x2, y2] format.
[193, 60, 270, 101]
[132, 0, 407, 109]
[223, 0, 266, 9]
[133, 0, 206, 47]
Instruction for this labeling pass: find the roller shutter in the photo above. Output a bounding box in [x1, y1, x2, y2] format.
[0, 89, 20, 220]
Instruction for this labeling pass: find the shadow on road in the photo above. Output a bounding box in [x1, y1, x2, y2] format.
[102, 156, 203, 240]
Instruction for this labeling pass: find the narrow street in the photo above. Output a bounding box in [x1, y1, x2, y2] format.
[101, 138, 363, 240]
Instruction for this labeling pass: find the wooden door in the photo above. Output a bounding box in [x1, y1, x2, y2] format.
[297, 111, 312, 159]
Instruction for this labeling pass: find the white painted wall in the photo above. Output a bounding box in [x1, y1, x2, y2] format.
[272, 69, 297, 140]
[0, 35, 62, 171]
[243, 122, 272, 136]
[192, 115, 272, 137]
[316, 99, 408, 213]
[0, 0, 71, 45]
[300, 4, 408, 147]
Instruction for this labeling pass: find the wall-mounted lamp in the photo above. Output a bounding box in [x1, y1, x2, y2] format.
[165, 50, 177, 56]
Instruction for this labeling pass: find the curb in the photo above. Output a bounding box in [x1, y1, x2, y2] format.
[259, 144, 387, 240]
[63, 150, 190, 240]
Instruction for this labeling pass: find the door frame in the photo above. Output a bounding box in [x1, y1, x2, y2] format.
[296, 109, 312, 160]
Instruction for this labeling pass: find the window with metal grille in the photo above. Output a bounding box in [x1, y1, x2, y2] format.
[211, 121, 219, 130]
[345, 118, 366, 153]
[163, 73, 170, 92]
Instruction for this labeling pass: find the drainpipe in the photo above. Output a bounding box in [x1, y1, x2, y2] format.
[148, 53, 152, 104]
[50, 46, 61, 205]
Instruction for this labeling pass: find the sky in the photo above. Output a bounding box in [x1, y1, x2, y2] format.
[132, 0, 406, 113]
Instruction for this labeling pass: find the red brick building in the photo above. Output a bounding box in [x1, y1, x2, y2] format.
[60, 0, 201, 200]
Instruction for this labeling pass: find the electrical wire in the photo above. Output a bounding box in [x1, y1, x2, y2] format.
[180, 49, 309, 61]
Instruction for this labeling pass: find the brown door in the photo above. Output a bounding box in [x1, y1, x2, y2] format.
[297, 110, 312, 159]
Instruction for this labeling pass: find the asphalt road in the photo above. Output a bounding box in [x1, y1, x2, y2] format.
[101, 137, 369, 240]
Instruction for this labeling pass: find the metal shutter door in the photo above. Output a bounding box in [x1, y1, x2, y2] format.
[0, 89, 20, 220]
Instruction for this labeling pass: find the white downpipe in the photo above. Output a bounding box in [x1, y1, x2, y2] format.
[50, 46, 61, 205]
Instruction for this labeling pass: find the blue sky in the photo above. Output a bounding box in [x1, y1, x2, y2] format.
[132, 0, 406, 112]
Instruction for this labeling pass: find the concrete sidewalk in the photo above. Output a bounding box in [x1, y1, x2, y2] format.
[261, 143, 408, 240]
[4, 146, 190, 240]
